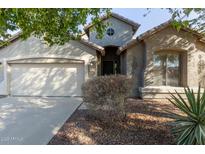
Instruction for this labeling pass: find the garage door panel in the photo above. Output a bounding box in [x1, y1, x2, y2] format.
[10, 63, 84, 96]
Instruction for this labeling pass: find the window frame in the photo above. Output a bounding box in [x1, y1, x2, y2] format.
[106, 28, 115, 36]
[153, 51, 182, 87]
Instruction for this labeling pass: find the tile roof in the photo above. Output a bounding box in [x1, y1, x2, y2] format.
[118, 20, 205, 54]
[80, 38, 105, 55]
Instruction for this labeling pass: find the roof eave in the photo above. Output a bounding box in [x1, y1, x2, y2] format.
[117, 39, 137, 55]
[137, 20, 172, 41]
[0, 32, 105, 56]
[0, 31, 22, 49]
[80, 39, 105, 56]
[137, 20, 205, 42]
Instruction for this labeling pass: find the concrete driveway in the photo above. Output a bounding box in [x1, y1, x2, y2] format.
[0, 97, 82, 145]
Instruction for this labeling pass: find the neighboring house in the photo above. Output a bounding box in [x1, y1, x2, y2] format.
[0, 12, 205, 98]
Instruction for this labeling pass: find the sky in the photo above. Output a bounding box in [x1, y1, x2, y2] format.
[112, 8, 171, 36]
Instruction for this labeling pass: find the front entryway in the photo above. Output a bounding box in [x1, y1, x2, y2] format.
[103, 61, 114, 75]
[102, 46, 120, 75]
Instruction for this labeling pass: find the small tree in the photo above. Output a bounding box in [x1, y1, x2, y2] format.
[0, 8, 111, 46]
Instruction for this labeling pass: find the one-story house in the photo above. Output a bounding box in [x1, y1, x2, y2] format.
[0, 12, 205, 98]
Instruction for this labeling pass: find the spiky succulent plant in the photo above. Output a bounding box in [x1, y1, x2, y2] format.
[168, 86, 205, 145]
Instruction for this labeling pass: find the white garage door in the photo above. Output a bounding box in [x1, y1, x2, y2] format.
[9, 63, 84, 96]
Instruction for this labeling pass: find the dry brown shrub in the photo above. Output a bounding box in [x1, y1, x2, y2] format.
[82, 75, 132, 124]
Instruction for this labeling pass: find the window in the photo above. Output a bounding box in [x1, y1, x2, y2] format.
[153, 52, 180, 86]
[106, 28, 115, 36]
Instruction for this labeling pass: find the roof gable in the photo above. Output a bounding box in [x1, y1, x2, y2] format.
[0, 32, 105, 55]
[118, 20, 205, 54]
[137, 20, 205, 41]
[84, 12, 140, 35]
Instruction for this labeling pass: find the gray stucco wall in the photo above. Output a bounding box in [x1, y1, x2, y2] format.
[125, 26, 205, 98]
[0, 36, 98, 80]
[89, 17, 134, 47]
[0, 64, 3, 82]
[126, 43, 145, 96]
[120, 51, 127, 75]
[143, 26, 205, 88]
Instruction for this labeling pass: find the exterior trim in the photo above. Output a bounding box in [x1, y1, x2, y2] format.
[7, 57, 85, 64]
[139, 86, 204, 99]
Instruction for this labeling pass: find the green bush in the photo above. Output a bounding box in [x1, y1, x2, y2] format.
[168, 86, 205, 145]
[81, 75, 132, 124]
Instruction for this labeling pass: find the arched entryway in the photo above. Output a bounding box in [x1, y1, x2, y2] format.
[101, 46, 120, 75]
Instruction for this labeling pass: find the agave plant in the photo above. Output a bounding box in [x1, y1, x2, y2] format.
[168, 86, 205, 145]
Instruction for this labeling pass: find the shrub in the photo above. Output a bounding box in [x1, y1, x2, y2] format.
[81, 75, 132, 124]
[168, 86, 205, 145]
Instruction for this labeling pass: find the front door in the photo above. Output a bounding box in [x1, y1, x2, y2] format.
[103, 61, 114, 75]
